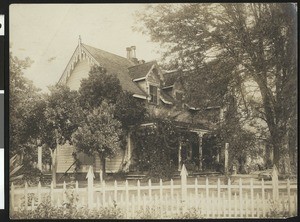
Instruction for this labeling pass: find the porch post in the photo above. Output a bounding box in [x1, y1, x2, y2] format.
[178, 142, 182, 171]
[224, 143, 229, 174]
[198, 132, 203, 171]
[127, 131, 132, 161]
[37, 146, 42, 171]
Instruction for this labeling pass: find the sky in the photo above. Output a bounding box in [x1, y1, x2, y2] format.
[10, 4, 161, 92]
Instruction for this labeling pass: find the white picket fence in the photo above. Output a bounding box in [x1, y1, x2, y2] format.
[10, 165, 297, 219]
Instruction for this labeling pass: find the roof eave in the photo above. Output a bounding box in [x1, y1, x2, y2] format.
[133, 77, 146, 82]
[133, 94, 147, 100]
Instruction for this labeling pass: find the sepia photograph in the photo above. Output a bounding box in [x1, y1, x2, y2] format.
[9, 3, 297, 219]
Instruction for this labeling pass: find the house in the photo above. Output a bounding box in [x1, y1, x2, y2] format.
[54, 37, 223, 180]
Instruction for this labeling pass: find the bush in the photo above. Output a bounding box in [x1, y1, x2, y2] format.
[11, 190, 125, 219]
[173, 208, 203, 219]
[265, 199, 289, 218]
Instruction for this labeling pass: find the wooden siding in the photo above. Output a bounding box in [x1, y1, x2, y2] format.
[56, 143, 75, 173]
[66, 58, 91, 90]
[56, 144, 124, 173]
[136, 80, 147, 94]
[106, 150, 124, 173]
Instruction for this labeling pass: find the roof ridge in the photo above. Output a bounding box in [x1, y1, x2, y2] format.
[81, 43, 134, 64]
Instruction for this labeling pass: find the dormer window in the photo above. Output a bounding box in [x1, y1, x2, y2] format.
[149, 85, 158, 104]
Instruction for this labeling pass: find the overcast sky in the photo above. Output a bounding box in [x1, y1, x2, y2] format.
[10, 4, 161, 92]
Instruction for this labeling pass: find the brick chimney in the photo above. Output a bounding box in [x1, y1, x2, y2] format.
[126, 46, 139, 64]
[131, 46, 136, 58]
[126, 47, 132, 60]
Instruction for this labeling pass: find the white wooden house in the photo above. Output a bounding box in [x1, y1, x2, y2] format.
[53, 37, 222, 180]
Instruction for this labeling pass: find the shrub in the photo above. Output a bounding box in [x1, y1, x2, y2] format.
[11, 187, 126, 220]
[172, 208, 203, 219]
[265, 199, 289, 218]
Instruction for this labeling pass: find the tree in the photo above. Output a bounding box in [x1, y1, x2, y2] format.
[132, 118, 180, 180]
[72, 101, 122, 179]
[41, 84, 82, 186]
[9, 53, 37, 158]
[78, 66, 147, 170]
[79, 66, 122, 110]
[114, 91, 147, 130]
[135, 3, 297, 171]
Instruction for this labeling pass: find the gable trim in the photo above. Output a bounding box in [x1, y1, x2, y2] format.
[58, 43, 100, 85]
[160, 96, 173, 105]
[133, 94, 147, 100]
[162, 85, 174, 89]
[133, 77, 146, 82]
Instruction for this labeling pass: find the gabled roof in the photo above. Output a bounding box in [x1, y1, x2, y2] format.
[128, 61, 157, 80]
[81, 44, 146, 96]
[163, 70, 181, 87]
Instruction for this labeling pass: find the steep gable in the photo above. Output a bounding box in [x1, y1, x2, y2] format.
[58, 42, 147, 97]
[128, 61, 156, 80]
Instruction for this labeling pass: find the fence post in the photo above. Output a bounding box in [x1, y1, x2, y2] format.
[114, 180, 118, 202]
[137, 180, 141, 210]
[217, 178, 221, 217]
[102, 180, 106, 207]
[75, 181, 79, 195]
[125, 180, 129, 214]
[272, 165, 279, 202]
[37, 181, 41, 205]
[239, 178, 243, 217]
[10, 183, 15, 212]
[227, 177, 231, 217]
[195, 178, 198, 201]
[159, 179, 163, 216]
[24, 181, 28, 211]
[287, 178, 291, 216]
[260, 178, 265, 217]
[50, 181, 54, 205]
[86, 165, 95, 209]
[170, 179, 174, 201]
[206, 177, 209, 217]
[148, 179, 152, 205]
[63, 181, 66, 203]
[250, 178, 254, 217]
[180, 164, 188, 212]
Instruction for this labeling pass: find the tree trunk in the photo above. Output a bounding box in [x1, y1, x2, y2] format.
[50, 148, 57, 188]
[100, 155, 106, 181]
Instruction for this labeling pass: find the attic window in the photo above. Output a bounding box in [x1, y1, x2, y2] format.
[149, 85, 158, 104]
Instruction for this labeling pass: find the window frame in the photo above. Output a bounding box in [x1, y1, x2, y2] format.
[149, 84, 158, 104]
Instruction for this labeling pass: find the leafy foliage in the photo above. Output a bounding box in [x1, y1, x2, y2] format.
[132, 118, 180, 179]
[135, 3, 297, 170]
[72, 101, 122, 172]
[9, 53, 48, 183]
[114, 91, 147, 130]
[79, 66, 122, 110]
[42, 84, 83, 149]
[11, 193, 124, 219]
[9, 53, 39, 158]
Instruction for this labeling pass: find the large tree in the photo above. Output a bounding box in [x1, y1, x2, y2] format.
[72, 101, 122, 180]
[135, 3, 297, 172]
[79, 66, 122, 110]
[41, 84, 82, 186]
[10, 53, 37, 157]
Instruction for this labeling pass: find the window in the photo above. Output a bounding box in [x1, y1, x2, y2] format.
[149, 85, 158, 104]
